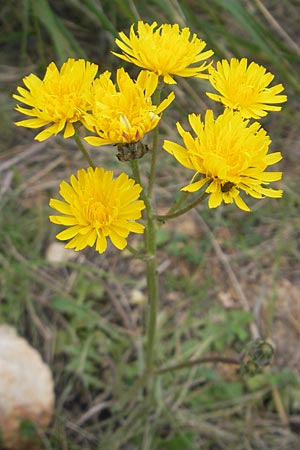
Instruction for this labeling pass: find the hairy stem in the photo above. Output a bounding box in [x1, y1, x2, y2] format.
[147, 86, 162, 198]
[156, 192, 207, 221]
[155, 355, 240, 375]
[131, 160, 158, 375]
[73, 131, 96, 169]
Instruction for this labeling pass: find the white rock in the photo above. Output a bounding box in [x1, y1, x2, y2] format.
[0, 325, 54, 449]
[45, 241, 75, 262]
[130, 288, 146, 304]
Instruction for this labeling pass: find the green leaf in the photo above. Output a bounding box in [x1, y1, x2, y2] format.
[159, 432, 197, 450]
[30, 0, 86, 62]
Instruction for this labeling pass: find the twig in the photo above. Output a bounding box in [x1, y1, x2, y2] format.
[76, 401, 112, 426]
[254, 0, 300, 55]
[19, 155, 65, 191]
[0, 171, 13, 200]
[0, 142, 47, 173]
[105, 280, 139, 336]
[272, 386, 290, 426]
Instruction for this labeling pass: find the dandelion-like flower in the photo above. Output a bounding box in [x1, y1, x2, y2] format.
[207, 58, 287, 118]
[112, 21, 213, 84]
[13, 58, 98, 141]
[49, 167, 145, 254]
[163, 109, 283, 211]
[84, 68, 175, 147]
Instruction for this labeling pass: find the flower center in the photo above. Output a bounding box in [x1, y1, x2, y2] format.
[86, 199, 118, 229]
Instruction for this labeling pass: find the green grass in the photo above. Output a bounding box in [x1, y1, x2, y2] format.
[1, 0, 300, 449]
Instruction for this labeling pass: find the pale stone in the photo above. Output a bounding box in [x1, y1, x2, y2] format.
[0, 325, 54, 449]
[130, 288, 146, 304]
[45, 241, 75, 262]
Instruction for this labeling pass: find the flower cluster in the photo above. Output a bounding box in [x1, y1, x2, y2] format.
[13, 21, 287, 253]
[163, 55, 286, 211]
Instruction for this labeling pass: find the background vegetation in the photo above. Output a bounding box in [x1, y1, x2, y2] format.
[1, 0, 300, 449]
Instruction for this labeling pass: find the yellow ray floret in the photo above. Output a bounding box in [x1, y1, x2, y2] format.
[163, 109, 283, 211]
[112, 21, 213, 84]
[207, 58, 287, 118]
[84, 68, 175, 146]
[13, 58, 98, 141]
[49, 167, 145, 254]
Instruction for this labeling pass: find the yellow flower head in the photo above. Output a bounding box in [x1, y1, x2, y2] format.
[84, 68, 175, 147]
[207, 58, 287, 119]
[112, 21, 213, 84]
[163, 109, 283, 211]
[49, 167, 145, 254]
[13, 58, 98, 141]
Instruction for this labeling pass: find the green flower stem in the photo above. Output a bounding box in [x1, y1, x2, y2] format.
[154, 356, 240, 375]
[147, 86, 162, 199]
[126, 244, 147, 261]
[130, 159, 142, 187]
[156, 192, 207, 221]
[73, 131, 96, 169]
[166, 191, 190, 215]
[144, 216, 158, 374]
[130, 160, 148, 212]
[131, 160, 158, 376]
[139, 85, 164, 376]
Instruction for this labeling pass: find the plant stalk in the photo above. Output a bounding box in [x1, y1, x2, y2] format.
[73, 131, 96, 169]
[144, 208, 158, 374]
[147, 86, 162, 198]
[155, 355, 240, 375]
[130, 160, 158, 375]
[156, 192, 207, 221]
